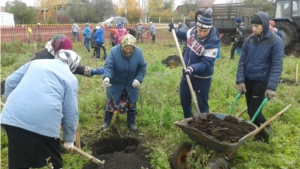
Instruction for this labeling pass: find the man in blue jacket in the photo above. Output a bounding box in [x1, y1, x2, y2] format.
[101, 34, 147, 131]
[169, 8, 220, 118]
[1, 50, 81, 169]
[94, 25, 107, 59]
[83, 23, 91, 52]
[236, 12, 284, 142]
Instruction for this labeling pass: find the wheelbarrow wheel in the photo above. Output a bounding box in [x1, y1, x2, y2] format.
[207, 156, 228, 169]
[169, 142, 192, 169]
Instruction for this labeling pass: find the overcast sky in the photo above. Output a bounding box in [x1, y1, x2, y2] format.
[0, 0, 183, 8]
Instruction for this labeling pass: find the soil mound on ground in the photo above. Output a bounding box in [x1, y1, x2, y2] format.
[188, 114, 256, 143]
[82, 135, 151, 169]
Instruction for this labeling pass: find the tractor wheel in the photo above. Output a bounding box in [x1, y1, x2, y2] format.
[221, 34, 232, 46]
[275, 21, 297, 47]
[207, 156, 228, 169]
[169, 142, 192, 169]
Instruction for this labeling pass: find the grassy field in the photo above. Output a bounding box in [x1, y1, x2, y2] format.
[1, 29, 300, 169]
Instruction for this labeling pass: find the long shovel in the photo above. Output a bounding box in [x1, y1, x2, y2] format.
[171, 29, 204, 122]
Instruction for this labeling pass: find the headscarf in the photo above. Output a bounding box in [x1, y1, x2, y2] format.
[55, 49, 81, 72]
[121, 34, 136, 57]
[51, 34, 73, 54]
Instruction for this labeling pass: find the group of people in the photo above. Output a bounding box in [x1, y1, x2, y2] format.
[170, 8, 283, 143]
[1, 8, 284, 168]
[1, 32, 146, 168]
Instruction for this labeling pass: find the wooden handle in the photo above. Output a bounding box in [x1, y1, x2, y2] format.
[73, 146, 105, 165]
[252, 104, 291, 136]
[171, 29, 201, 115]
[75, 124, 81, 149]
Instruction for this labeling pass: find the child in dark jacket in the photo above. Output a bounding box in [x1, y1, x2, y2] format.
[91, 26, 99, 57]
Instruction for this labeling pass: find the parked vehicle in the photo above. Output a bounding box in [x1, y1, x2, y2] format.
[212, 3, 259, 45]
[98, 17, 129, 26]
[272, 0, 300, 47]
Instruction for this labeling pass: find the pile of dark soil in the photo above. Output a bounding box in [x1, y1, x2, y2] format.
[82, 135, 151, 169]
[188, 114, 256, 143]
[161, 55, 182, 67]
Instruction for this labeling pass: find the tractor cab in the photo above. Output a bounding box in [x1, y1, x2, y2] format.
[272, 0, 300, 47]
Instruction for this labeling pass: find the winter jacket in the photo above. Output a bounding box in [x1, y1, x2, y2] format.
[72, 23, 79, 32]
[149, 24, 156, 35]
[178, 23, 189, 30]
[236, 22, 246, 41]
[83, 26, 91, 38]
[103, 45, 147, 103]
[176, 26, 220, 77]
[94, 27, 104, 44]
[1, 59, 78, 142]
[236, 12, 284, 91]
[114, 27, 128, 45]
[91, 29, 97, 48]
[31, 40, 94, 77]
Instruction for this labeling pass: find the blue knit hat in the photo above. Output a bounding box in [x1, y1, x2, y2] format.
[197, 8, 213, 29]
[117, 23, 123, 28]
[236, 17, 242, 23]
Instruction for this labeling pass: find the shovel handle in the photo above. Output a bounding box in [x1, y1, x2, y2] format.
[73, 146, 105, 165]
[250, 98, 268, 123]
[171, 29, 201, 116]
[227, 93, 241, 116]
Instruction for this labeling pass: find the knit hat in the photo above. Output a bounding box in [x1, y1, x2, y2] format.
[236, 17, 242, 23]
[251, 14, 263, 25]
[117, 23, 123, 28]
[197, 8, 213, 29]
[51, 34, 73, 54]
[55, 49, 81, 72]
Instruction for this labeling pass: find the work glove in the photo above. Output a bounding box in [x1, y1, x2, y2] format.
[238, 82, 246, 94]
[265, 89, 276, 100]
[91, 68, 104, 76]
[63, 142, 74, 151]
[168, 23, 178, 33]
[183, 67, 193, 77]
[103, 77, 111, 87]
[132, 79, 140, 88]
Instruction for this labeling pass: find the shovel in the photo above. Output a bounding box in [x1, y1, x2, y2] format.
[171, 29, 204, 122]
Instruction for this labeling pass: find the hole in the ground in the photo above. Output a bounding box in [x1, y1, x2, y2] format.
[82, 136, 151, 169]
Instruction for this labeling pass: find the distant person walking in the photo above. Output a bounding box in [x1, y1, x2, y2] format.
[230, 17, 246, 60]
[110, 28, 116, 47]
[83, 23, 91, 52]
[94, 25, 107, 59]
[149, 22, 156, 44]
[114, 23, 128, 45]
[72, 22, 80, 42]
[136, 23, 145, 43]
[91, 26, 99, 57]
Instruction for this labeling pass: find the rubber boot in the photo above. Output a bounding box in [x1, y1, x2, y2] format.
[100, 111, 113, 130]
[127, 111, 138, 132]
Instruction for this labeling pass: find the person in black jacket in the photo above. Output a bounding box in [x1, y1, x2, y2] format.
[230, 17, 246, 60]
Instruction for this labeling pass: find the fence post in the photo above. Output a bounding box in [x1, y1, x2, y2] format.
[159, 17, 161, 23]
[172, 17, 174, 23]
[183, 17, 185, 23]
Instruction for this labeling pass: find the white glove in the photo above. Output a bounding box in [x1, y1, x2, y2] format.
[63, 142, 74, 150]
[132, 79, 140, 88]
[103, 77, 111, 87]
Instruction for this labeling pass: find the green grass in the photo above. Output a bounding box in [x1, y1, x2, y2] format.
[1, 30, 300, 169]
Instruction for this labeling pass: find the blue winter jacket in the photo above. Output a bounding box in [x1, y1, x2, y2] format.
[83, 26, 91, 38]
[103, 45, 147, 103]
[94, 27, 104, 44]
[236, 12, 284, 91]
[176, 26, 220, 77]
[1, 59, 78, 142]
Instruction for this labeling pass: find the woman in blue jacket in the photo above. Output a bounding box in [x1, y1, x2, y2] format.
[101, 34, 147, 132]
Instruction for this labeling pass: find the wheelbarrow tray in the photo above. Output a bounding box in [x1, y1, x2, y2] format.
[174, 113, 258, 153]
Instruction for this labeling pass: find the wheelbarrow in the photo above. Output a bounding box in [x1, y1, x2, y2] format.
[169, 96, 291, 169]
